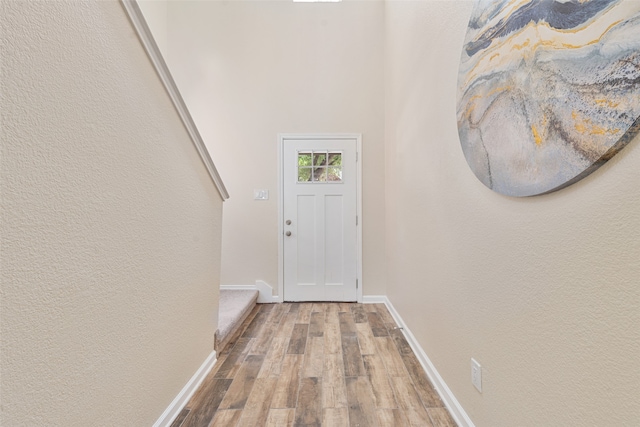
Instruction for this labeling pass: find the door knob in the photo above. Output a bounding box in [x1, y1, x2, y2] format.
[286, 220, 292, 225]
[285, 231, 292, 236]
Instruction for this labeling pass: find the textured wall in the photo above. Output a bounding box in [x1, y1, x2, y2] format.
[147, 0, 387, 296]
[1, 1, 223, 425]
[385, 1, 640, 426]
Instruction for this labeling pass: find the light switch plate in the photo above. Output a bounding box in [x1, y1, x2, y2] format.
[254, 189, 269, 200]
[471, 358, 482, 392]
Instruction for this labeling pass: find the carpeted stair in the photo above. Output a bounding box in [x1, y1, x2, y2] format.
[215, 289, 259, 352]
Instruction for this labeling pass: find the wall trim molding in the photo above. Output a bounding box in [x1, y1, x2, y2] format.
[220, 285, 256, 290]
[362, 295, 388, 304]
[153, 350, 217, 427]
[120, 0, 229, 200]
[368, 296, 476, 427]
[220, 281, 279, 303]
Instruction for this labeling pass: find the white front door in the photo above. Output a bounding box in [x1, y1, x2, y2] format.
[282, 136, 359, 302]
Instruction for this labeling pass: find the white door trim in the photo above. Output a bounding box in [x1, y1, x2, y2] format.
[278, 133, 362, 303]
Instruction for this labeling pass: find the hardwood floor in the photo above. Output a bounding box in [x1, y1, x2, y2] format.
[172, 303, 457, 427]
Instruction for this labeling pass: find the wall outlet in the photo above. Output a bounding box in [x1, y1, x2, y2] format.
[471, 358, 482, 392]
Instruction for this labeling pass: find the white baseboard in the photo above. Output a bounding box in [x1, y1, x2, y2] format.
[255, 280, 279, 303]
[220, 285, 256, 290]
[362, 295, 388, 304]
[220, 281, 279, 303]
[153, 350, 217, 427]
[369, 296, 475, 427]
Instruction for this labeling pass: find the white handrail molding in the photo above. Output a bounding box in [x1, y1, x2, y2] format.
[120, 0, 229, 201]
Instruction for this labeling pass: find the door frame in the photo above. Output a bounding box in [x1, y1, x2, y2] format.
[278, 133, 363, 303]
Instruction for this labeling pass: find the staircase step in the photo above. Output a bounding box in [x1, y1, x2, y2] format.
[215, 289, 259, 352]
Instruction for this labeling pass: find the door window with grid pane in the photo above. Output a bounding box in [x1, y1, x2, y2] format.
[297, 151, 342, 183]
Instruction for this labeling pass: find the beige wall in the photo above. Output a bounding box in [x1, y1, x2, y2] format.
[1, 1, 223, 425]
[154, 0, 387, 296]
[385, 1, 640, 426]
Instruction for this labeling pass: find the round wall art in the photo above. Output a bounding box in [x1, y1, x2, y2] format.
[456, 0, 640, 197]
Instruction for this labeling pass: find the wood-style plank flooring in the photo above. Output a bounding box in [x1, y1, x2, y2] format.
[172, 303, 457, 427]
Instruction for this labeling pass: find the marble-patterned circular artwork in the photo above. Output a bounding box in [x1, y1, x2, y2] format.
[457, 0, 640, 197]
